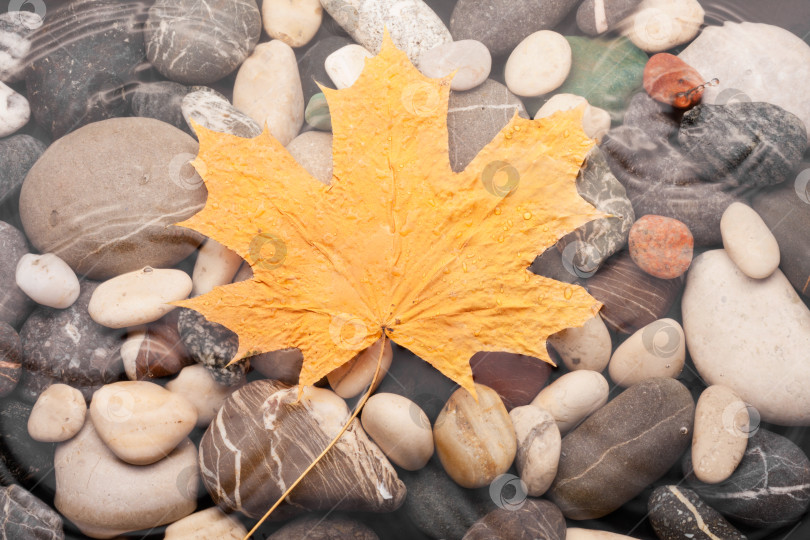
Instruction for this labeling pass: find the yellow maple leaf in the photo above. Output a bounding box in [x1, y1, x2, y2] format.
[175, 34, 605, 401]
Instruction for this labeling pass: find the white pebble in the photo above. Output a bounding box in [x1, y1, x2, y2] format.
[534, 93, 612, 141]
[418, 40, 491, 91]
[88, 266, 192, 328]
[720, 202, 780, 279]
[531, 370, 609, 434]
[692, 384, 749, 484]
[166, 364, 244, 428]
[15, 253, 80, 309]
[262, 0, 322, 48]
[192, 238, 243, 296]
[608, 318, 685, 387]
[618, 0, 705, 53]
[510, 405, 560, 496]
[547, 314, 612, 372]
[27, 384, 86, 442]
[0, 80, 29, 136]
[361, 393, 434, 470]
[325, 44, 373, 89]
[505, 30, 571, 97]
[164, 507, 247, 539]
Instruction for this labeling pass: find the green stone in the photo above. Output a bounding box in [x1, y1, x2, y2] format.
[556, 36, 648, 122]
[305, 93, 331, 131]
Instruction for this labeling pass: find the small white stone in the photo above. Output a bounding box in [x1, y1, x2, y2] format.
[88, 267, 192, 328]
[15, 253, 80, 309]
[192, 238, 243, 297]
[567, 529, 641, 540]
[531, 370, 609, 434]
[325, 44, 374, 89]
[692, 384, 749, 484]
[361, 393, 434, 470]
[505, 30, 572, 98]
[286, 131, 333, 185]
[166, 364, 243, 428]
[164, 507, 247, 540]
[721, 202, 780, 279]
[547, 314, 612, 372]
[262, 0, 322, 48]
[89, 381, 198, 465]
[534, 93, 612, 141]
[418, 40, 491, 91]
[233, 40, 304, 146]
[619, 0, 704, 53]
[608, 318, 685, 387]
[0, 79, 28, 136]
[327, 337, 392, 398]
[510, 405, 560, 497]
[28, 383, 86, 442]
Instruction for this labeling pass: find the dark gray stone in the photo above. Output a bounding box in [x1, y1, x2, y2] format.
[0, 221, 33, 328]
[269, 514, 379, 540]
[447, 79, 527, 172]
[752, 176, 810, 298]
[601, 125, 742, 246]
[181, 86, 261, 139]
[548, 378, 695, 519]
[679, 102, 807, 189]
[449, 0, 580, 57]
[0, 135, 48, 209]
[463, 499, 566, 540]
[648, 485, 745, 540]
[176, 308, 248, 386]
[0, 399, 55, 489]
[577, 0, 643, 35]
[0, 484, 63, 539]
[623, 92, 680, 141]
[297, 35, 352, 103]
[0, 322, 21, 398]
[18, 281, 125, 403]
[25, 0, 147, 139]
[145, 0, 261, 85]
[129, 81, 191, 135]
[684, 428, 810, 528]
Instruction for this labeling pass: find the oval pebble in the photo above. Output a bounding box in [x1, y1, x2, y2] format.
[531, 370, 609, 434]
[720, 202, 780, 279]
[433, 384, 516, 489]
[547, 314, 612, 372]
[165, 507, 247, 540]
[418, 39, 491, 91]
[608, 318, 685, 387]
[628, 214, 694, 279]
[642, 53, 705, 109]
[27, 383, 86, 443]
[89, 380, 198, 465]
[361, 393, 434, 471]
[327, 337, 392, 398]
[621, 0, 705, 53]
[691, 385, 749, 484]
[191, 238, 243, 297]
[15, 253, 80, 309]
[286, 131, 334, 184]
[510, 405, 561, 496]
[88, 267, 192, 329]
[262, 0, 322, 48]
[166, 364, 244, 428]
[325, 44, 373, 89]
[648, 485, 746, 540]
[534, 93, 611, 140]
[505, 30, 572, 97]
[121, 316, 193, 382]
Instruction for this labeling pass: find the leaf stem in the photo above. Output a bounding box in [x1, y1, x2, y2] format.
[243, 336, 389, 539]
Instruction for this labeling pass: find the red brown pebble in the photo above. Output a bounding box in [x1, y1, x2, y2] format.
[121, 311, 193, 381]
[629, 215, 694, 279]
[643, 53, 706, 108]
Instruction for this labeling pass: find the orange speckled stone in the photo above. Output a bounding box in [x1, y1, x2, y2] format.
[643, 53, 705, 109]
[628, 215, 694, 279]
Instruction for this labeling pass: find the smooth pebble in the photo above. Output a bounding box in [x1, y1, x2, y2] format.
[691, 384, 749, 484]
[721, 202, 780, 279]
[548, 314, 612, 372]
[286, 131, 333, 184]
[0, 80, 29, 137]
[608, 318, 685, 387]
[27, 383, 86, 443]
[505, 30, 571, 98]
[510, 405, 561, 496]
[166, 364, 244, 428]
[361, 393, 434, 470]
[418, 40, 491, 91]
[325, 44, 373, 89]
[535, 93, 611, 141]
[619, 0, 705, 53]
[164, 506, 247, 540]
[327, 337, 392, 398]
[191, 238, 243, 297]
[15, 253, 80, 309]
[262, 0, 322, 48]
[531, 370, 609, 434]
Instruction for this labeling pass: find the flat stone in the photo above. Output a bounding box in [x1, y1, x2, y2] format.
[262, 0, 322, 48]
[643, 53, 705, 109]
[286, 131, 333, 184]
[15, 253, 81, 309]
[609, 318, 685, 387]
[578, 0, 642, 36]
[648, 485, 745, 540]
[199, 380, 406, 516]
[679, 22, 810, 143]
[55, 420, 198, 538]
[0, 221, 33, 327]
[691, 385, 749, 485]
[531, 370, 609, 434]
[505, 30, 571, 97]
[419, 40, 491, 91]
[547, 314, 612, 372]
[166, 364, 243, 428]
[510, 405, 561, 497]
[233, 40, 304, 146]
[325, 44, 373, 89]
[19, 117, 206, 280]
[361, 393, 434, 471]
[164, 507, 247, 540]
[684, 428, 810, 527]
[463, 499, 566, 540]
[145, 0, 261, 84]
[628, 215, 694, 279]
[721, 202, 780, 279]
[0, 484, 63, 540]
[469, 351, 552, 410]
[129, 81, 191, 135]
[548, 378, 694, 520]
[682, 249, 810, 425]
[535, 94, 612, 141]
[619, 0, 704, 53]
[27, 383, 86, 443]
[0, 322, 20, 397]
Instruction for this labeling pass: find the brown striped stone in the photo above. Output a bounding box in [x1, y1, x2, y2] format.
[0, 322, 21, 397]
[585, 250, 684, 334]
[463, 499, 566, 540]
[198, 380, 405, 517]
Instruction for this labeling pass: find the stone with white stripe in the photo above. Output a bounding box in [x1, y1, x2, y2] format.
[684, 428, 810, 528]
[648, 485, 745, 540]
[577, 0, 642, 36]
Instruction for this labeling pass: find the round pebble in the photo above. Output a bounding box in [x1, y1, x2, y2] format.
[720, 202, 780, 279]
[325, 44, 373, 89]
[164, 507, 248, 540]
[418, 40, 491, 91]
[628, 215, 694, 279]
[166, 364, 244, 428]
[504, 30, 572, 97]
[531, 370, 609, 434]
[27, 383, 86, 442]
[534, 93, 612, 140]
[608, 318, 685, 387]
[191, 238, 243, 297]
[327, 337, 392, 398]
[691, 385, 750, 484]
[88, 267, 192, 329]
[15, 253, 80, 309]
[262, 0, 322, 48]
[361, 393, 434, 471]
